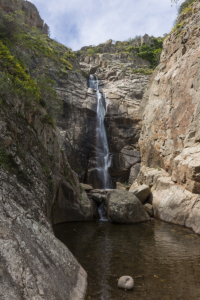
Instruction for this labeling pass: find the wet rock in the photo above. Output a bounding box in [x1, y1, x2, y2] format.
[129, 184, 151, 204]
[144, 203, 154, 217]
[118, 276, 134, 290]
[106, 190, 150, 224]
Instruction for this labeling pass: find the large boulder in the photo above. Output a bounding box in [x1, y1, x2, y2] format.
[106, 190, 150, 223]
[89, 64, 98, 74]
[90, 193, 106, 205]
[129, 184, 151, 203]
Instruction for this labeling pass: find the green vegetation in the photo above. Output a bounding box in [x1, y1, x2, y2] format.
[136, 37, 163, 67]
[172, 0, 196, 30]
[0, 148, 10, 169]
[122, 181, 132, 189]
[132, 68, 154, 75]
[86, 48, 95, 56]
[178, 0, 196, 14]
[82, 71, 89, 78]
[0, 41, 40, 104]
[171, 20, 186, 34]
[116, 36, 163, 68]
[0, 8, 73, 125]
[43, 114, 55, 127]
[37, 77, 63, 125]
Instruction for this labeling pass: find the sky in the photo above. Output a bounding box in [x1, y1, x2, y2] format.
[30, 0, 184, 50]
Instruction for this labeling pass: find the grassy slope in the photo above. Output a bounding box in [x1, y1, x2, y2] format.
[0, 9, 76, 125]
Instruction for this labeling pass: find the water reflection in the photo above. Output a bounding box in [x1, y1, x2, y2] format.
[54, 220, 200, 300]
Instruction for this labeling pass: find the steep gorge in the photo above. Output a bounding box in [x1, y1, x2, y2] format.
[1, 0, 200, 299]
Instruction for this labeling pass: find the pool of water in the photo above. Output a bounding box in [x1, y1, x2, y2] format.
[54, 220, 200, 300]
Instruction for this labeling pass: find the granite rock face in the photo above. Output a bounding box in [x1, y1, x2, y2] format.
[0, 75, 90, 298]
[136, 166, 200, 234]
[139, 0, 200, 194]
[135, 1, 200, 234]
[55, 46, 150, 187]
[0, 191, 87, 300]
[0, 0, 48, 34]
[0, 2, 91, 296]
[77, 53, 150, 186]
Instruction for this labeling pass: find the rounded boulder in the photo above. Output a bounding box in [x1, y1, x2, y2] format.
[118, 276, 134, 290]
[106, 190, 150, 224]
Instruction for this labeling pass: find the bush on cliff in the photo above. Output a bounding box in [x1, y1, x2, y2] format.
[137, 37, 163, 67]
[0, 8, 73, 125]
[86, 48, 95, 56]
[178, 0, 196, 14]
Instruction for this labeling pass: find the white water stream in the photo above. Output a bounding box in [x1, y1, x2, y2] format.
[89, 75, 112, 190]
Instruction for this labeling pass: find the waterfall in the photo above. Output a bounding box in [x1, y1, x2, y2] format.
[89, 75, 112, 189]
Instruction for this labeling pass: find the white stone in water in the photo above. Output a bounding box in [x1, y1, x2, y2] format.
[118, 276, 134, 290]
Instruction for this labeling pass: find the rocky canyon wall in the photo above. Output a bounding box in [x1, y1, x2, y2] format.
[61, 50, 151, 187]
[136, 0, 200, 234]
[0, 1, 91, 298]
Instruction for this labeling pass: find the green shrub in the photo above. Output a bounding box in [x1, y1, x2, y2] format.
[43, 114, 55, 127]
[0, 42, 40, 104]
[0, 9, 23, 40]
[132, 68, 153, 75]
[82, 71, 89, 78]
[86, 48, 95, 56]
[126, 46, 136, 53]
[137, 37, 163, 67]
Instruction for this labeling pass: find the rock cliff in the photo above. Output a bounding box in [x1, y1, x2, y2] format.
[0, 0, 48, 34]
[136, 0, 200, 234]
[59, 47, 151, 187]
[0, 2, 90, 298]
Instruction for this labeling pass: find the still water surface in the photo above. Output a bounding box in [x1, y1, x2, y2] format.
[54, 220, 200, 300]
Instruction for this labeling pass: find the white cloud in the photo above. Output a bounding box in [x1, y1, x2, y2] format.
[30, 0, 183, 50]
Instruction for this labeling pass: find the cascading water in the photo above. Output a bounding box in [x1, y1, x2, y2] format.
[89, 75, 112, 190]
